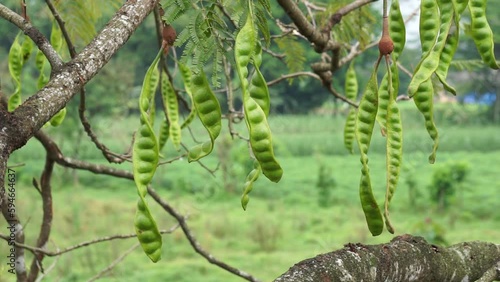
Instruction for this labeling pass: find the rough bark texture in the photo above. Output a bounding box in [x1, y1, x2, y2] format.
[274, 235, 500, 282]
[3, 0, 158, 153]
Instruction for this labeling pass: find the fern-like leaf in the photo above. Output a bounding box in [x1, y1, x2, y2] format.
[274, 35, 306, 77]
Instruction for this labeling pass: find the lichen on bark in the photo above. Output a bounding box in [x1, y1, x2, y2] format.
[274, 234, 500, 282]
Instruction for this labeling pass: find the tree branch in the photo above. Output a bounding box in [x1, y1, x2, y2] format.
[34, 131, 134, 181]
[5, 0, 159, 153]
[44, 0, 77, 58]
[0, 226, 179, 257]
[274, 234, 500, 282]
[267, 72, 321, 87]
[321, 0, 378, 34]
[86, 243, 140, 282]
[276, 0, 339, 52]
[27, 155, 55, 281]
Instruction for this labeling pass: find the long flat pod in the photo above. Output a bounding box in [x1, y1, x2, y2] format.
[468, 0, 499, 69]
[236, 8, 282, 183]
[132, 49, 163, 262]
[161, 71, 181, 150]
[187, 70, 222, 162]
[343, 61, 358, 153]
[178, 63, 197, 129]
[413, 79, 439, 164]
[409, 0, 454, 97]
[383, 66, 403, 234]
[355, 69, 383, 236]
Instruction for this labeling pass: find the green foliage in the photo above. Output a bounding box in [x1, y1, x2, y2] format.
[429, 160, 470, 211]
[315, 160, 336, 208]
[412, 218, 449, 246]
[54, 0, 122, 45]
[166, 0, 271, 86]
[273, 35, 306, 79]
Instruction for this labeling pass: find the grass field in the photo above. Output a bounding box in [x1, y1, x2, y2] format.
[1, 110, 500, 281]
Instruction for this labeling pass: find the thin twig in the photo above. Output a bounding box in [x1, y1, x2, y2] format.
[45, 0, 77, 57]
[27, 155, 55, 281]
[267, 71, 321, 86]
[35, 252, 59, 282]
[327, 85, 359, 108]
[148, 187, 262, 282]
[397, 61, 413, 78]
[0, 227, 179, 257]
[86, 243, 140, 282]
[321, 0, 378, 34]
[180, 143, 218, 177]
[276, 0, 340, 52]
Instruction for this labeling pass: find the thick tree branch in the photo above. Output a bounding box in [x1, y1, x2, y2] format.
[274, 234, 500, 282]
[0, 3, 63, 70]
[5, 0, 159, 153]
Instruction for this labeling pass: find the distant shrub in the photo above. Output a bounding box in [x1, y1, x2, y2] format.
[428, 161, 469, 211]
[315, 160, 336, 208]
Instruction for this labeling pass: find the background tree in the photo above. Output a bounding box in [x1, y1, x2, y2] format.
[1, 0, 499, 281]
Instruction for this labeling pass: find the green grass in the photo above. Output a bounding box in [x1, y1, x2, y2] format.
[2, 112, 500, 281]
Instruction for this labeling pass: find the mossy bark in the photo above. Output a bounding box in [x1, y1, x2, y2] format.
[275, 234, 500, 282]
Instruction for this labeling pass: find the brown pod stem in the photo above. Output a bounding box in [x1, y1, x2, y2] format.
[162, 24, 177, 46]
[378, 17, 394, 56]
[161, 24, 177, 55]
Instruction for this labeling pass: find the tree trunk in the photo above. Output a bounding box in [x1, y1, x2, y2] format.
[274, 234, 500, 282]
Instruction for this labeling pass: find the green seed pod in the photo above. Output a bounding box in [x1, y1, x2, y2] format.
[389, 0, 405, 61]
[178, 63, 196, 129]
[21, 35, 33, 64]
[243, 96, 283, 182]
[49, 108, 67, 127]
[161, 71, 181, 150]
[383, 66, 403, 234]
[236, 10, 282, 183]
[355, 69, 383, 236]
[241, 161, 262, 210]
[158, 118, 170, 152]
[187, 70, 222, 161]
[413, 79, 439, 164]
[468, 0, 499, 69]
[409, 0, 454, 97]
[134, 198, 162, 262]
[343, 61, 358, 153]
[419, 0, 440, 55]
[132, 49, 163, 261]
